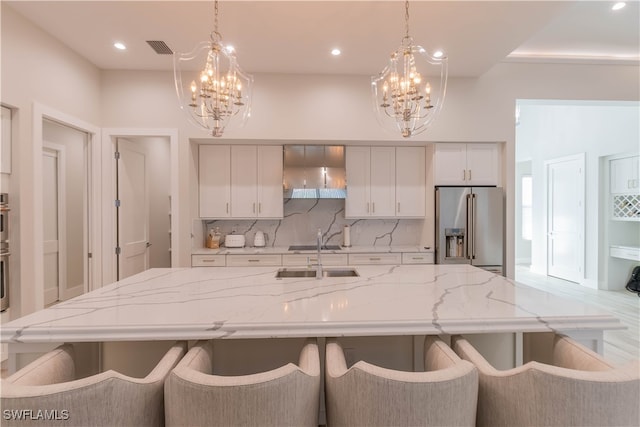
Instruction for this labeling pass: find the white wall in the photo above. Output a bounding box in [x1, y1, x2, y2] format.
[1, 5, 101, 317]
[100, 64, 640, 281]
[515, 101, 640, 289]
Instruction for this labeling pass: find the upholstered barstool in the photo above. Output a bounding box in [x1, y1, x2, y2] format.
[164, 338, 321, 427]
[1, 342, 187, 427]
[324, 336, 478, 426]
[452, 334, 640, 427]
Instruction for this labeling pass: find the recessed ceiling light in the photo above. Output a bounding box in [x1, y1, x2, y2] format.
[114, 42, 126, 50]
[612, 2, 626, 10]
[433, 50, 444, 58]
[331, 48, 341, 56]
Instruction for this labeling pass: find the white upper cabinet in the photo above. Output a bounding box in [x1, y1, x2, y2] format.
[395, 147, 426, 217]
[434, 143, 501, 186]
[610, 155, 639, 194]
[345, 146, 371, 218]
[369, 147, 396, 217]
[346, 146, 425, 218]
[230, 146, 258, 218]
[256, 146, 284, 218]
[199, 145, 231, 218]
[199, 145, 283, 219]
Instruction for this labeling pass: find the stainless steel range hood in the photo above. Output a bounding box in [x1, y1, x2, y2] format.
[283, 145, 346, 199]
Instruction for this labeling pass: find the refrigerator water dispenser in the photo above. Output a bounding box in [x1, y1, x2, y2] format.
[445, 228, 465, 258]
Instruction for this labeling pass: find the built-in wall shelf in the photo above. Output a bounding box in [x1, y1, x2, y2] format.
[610, 245, 640, 261]
[612, 194, 640, 221]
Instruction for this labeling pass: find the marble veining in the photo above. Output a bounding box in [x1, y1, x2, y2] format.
[197, 199, 425, 249]
[0, 265, 622, 344]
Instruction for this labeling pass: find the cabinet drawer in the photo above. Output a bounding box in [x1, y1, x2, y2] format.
[226, 255, 282, 267]
[348, 253, 402, 265]
[402, 252, 434, 264]
[282, 254, 348, 266]
[192, 255, 226, 267]
[610, 246, 640, 261]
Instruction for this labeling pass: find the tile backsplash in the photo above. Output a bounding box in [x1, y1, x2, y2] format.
[194, 199, 426, 248]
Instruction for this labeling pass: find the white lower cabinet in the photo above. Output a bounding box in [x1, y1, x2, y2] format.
[191, 255, 226, 267]
[401, 252, 435, 264]
[282, 254, 348, 266]
[192, 251, 434, 267]
[348, 253, 402, 265]
[226, 255, 282, 267]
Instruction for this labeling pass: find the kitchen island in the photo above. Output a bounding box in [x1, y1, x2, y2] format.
[1, 264, 622, 348]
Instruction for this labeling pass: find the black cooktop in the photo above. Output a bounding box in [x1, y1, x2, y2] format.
[288, 245, 342, 251]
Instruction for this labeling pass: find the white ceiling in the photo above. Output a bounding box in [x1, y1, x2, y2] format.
[6, 1, 639, 77]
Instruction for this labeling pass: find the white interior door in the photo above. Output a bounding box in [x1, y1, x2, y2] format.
[117, 139, 149, 280]
[546, 154, 585, 283]
[42, 146, 65, 305]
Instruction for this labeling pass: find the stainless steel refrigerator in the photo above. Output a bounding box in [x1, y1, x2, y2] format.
[435, 186, 504, 275]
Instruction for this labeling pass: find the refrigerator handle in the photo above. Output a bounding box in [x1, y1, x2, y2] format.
[472, 193, 477, 259]
[466, 193, 472, 259]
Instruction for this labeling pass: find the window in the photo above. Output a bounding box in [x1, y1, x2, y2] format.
[521, 175, 533, 240]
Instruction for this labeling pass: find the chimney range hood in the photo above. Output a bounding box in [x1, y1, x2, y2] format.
[283, 145, 346, 199]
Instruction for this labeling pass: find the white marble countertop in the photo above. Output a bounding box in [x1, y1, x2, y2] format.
[192, 245, 433, 255]
[0, 265, 622, 343]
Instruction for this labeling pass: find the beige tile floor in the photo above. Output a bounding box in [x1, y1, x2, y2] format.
[516, 265, 639, 366]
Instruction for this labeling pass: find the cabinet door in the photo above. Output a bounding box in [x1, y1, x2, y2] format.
[370, 147, 396, 217]
[395, 147, 425, 217]
[433, 143, 467, 185]
[230, 145, 258, 218]
[348, 253, 402, 265]
[226, 254, 282, 267]
[257, 146, 284, 218]
[467, 143, 500, 185]
[199, 145, 231, 218]
[610, 156, 640, 194]
[346, 146, 371, 218]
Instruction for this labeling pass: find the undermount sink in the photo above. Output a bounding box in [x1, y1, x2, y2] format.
[275, 268, 359, 279]
[322, 268, 359, 277]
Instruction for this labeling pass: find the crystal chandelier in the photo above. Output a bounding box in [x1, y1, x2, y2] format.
[372, 1, 448, 138]
[174, 0, 253, 137]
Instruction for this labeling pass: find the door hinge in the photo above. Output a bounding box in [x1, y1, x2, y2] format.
[115, 199, 121, 208]
[115, 247, 121, 255]
[114, 151, 120, 160]
[88, 252, 92, 259]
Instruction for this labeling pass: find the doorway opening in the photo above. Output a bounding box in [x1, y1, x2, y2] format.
[115, 136, 171, 280]
[42, 119, 90, 305]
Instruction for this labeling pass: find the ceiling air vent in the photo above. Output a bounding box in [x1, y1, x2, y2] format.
[146, 40, 173, 55]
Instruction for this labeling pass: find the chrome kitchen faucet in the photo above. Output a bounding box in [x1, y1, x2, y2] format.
[316, 229, 323, 279]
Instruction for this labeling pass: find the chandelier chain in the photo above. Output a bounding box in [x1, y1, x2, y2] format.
[213, 0, 219, 35]
[405, 0, 410, 39]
